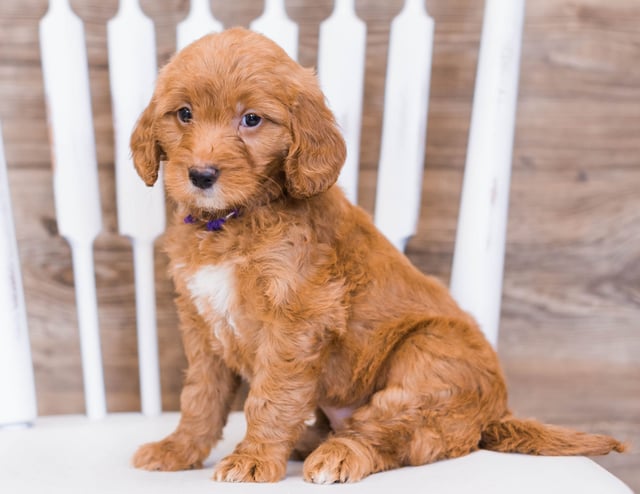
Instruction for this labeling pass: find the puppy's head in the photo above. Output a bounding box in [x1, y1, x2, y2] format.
[131, 28, 346, 213]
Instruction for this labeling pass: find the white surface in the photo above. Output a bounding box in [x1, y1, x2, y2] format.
[449, 0, 525, 347]
[0, 412, 631, 494]
[318, 0, 366, 204]
[374, 0, 434, 251]
[108, 0, 165, 416]
[0, 124, 37, 427]
[250, 0, 298, 61]
[39, 0, 106, 419]
[177, 0, 223, 51]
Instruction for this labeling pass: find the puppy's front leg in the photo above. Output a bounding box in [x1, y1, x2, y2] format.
[133, 307, 241, 471]
[213, 351, 319, 482]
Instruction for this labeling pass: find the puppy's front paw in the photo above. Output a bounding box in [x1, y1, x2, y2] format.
[132, 437, 204, 471]
[212, 453, 286, 483]
[303, 438, 372, 484]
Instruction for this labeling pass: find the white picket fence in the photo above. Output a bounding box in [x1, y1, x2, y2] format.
[0, 0, 525, 425]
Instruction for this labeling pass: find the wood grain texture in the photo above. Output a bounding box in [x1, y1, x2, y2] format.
[0, 0, 637, 489]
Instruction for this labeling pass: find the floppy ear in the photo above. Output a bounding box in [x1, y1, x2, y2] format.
[284, 75, 346, 199]
[130, 100, 163, 187]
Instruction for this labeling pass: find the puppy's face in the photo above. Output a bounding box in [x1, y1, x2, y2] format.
[131, 28, 346, 212]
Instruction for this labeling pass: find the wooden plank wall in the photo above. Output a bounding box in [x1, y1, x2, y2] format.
[0, 0, 638, 489]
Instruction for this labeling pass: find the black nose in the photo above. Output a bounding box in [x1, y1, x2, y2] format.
[188, 167, 219, 189]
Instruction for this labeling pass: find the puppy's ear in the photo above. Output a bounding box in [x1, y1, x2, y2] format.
[130, 100, 163, 186]
[284, 75, 346, 199]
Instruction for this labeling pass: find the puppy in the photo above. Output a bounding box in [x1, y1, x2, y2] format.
[129, 28, 625, 483]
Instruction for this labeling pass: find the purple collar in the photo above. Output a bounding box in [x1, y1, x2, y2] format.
[184, 209, 239, 231]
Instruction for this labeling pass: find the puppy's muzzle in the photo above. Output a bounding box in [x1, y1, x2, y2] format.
[189, 166, 220, 189]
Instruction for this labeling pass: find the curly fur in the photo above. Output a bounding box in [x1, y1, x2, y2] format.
[129, 28, 625, 483]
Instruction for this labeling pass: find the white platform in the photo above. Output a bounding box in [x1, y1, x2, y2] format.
[0, 411, 631, 494]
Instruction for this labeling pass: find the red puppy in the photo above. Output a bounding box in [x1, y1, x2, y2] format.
[130, 28, 625, 483]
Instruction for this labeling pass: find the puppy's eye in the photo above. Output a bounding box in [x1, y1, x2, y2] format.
[177, 107, 192, 123]
[241, 113, 262, 128]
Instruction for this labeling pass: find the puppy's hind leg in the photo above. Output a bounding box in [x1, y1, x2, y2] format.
[303, 385, 418, 483]
[303, 317, 508, 483]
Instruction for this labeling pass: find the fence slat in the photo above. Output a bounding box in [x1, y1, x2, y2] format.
[449, 0, 525, 347]
[250, 0, 298, 61]
[177, 0, 224, 51]
[39, 0, 106, 420]
[318, 0, 366, 204]
[374, 0, 434, 251]
[108, 0, 165, 416]
[0, 124, 37, 427]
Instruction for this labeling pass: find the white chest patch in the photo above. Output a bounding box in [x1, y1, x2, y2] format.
[187, 263, 237, 333]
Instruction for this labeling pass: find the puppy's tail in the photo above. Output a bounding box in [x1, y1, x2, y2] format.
[480, 416, 627, 456]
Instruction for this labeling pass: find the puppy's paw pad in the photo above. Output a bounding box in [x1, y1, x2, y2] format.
[303, 439, 371, 484]
[212, 453, 285, 483]
[132, 439, 203, 471]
